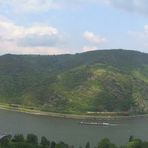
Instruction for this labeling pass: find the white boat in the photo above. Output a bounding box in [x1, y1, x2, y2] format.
[102, 122, 109, 126]
[80, 121, 110, 126]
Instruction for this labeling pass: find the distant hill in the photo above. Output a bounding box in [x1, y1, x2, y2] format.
[0, 49, 148, 114]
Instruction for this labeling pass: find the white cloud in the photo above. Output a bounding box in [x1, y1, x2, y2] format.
[0, 0, 88, 12]
[82, 46, 98, 52]
[0, 19, 66, 54]
[0, 0, 61, 12]
[1, 0, 148, 15]
[18, 35, 60, 47]
[0, 37, 68, 55]
[0, 20, 58, 40]
[101, 0, 148, 16]
[83, 31, 107, 44]
[1, 0, 148, 16]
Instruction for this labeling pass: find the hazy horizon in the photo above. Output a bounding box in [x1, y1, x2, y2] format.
[0, 48, 147, 56]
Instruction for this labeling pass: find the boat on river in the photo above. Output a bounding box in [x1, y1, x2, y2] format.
[80, 121, 110, 126]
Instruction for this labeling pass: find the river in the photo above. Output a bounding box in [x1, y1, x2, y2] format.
[0, 109, 148, 147]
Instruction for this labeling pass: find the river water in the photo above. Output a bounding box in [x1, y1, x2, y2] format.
[0, 109, 148, 147]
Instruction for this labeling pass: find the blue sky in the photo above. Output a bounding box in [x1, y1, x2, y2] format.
[0, 0, 148, 55]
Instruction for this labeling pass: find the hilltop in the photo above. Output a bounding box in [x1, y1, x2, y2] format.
[0, 49, 148, 114]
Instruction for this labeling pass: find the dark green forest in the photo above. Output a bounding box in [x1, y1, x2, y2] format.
[0, 133, 147, 148]
[0, 49, 148, 114]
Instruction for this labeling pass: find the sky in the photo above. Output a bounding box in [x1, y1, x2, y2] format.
[0, 0, 148, 55]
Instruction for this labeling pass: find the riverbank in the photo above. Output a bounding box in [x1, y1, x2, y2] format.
[0, 103, 147, 120]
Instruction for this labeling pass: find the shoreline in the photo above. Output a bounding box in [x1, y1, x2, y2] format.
[0, 103, 148, 120]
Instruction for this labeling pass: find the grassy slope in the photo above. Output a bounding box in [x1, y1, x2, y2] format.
[0, 49, 148, 114]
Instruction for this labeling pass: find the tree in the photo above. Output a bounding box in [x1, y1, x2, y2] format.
[12, 134, 25, 142]
[0, 135, 11, 147]
[55, 142, 69, 148]
[51, 141, 56, 148]
[127, 139, 142, 148]
[142, 141, 148, 148]
[85, 142, 90, 148]
[98, 138, 117, 148]
[40, 136, 50, 147]
[9, 142, 38, 148]
[26, 134, 38, 145]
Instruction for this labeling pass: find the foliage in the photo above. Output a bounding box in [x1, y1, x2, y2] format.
[85, 142, 90, 148]
[0, 50, 148, 113]
[98, 138, 117, 148]
[127, 139, 142, 148]
[26, 134, 38, 145]
[40, 136, 50, 147]
[0, 133, 148, 148]
[12, 134, 24, 143]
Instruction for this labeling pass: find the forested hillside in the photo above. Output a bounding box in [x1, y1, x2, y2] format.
[0, 49, 148, 114]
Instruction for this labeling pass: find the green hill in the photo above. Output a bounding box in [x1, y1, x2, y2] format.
[0, 49, 148, 114]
